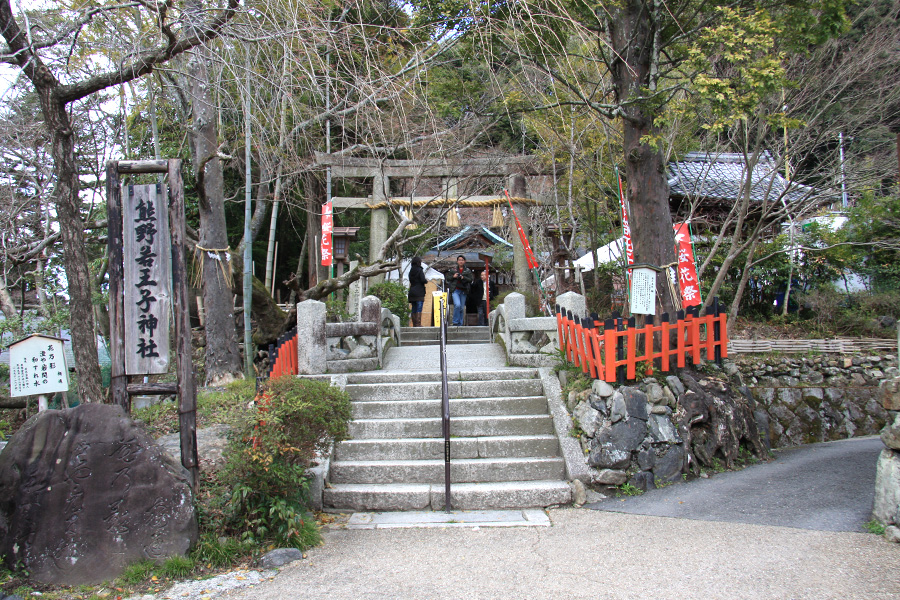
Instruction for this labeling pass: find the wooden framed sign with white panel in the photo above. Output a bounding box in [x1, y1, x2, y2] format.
[123, 184, 172, 374]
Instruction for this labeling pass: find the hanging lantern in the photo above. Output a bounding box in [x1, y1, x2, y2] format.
[491, 203, 504, 228]
[445, 207, 460, 227]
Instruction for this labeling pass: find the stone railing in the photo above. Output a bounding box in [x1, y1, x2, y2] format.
[297, 295, 400, 374]
[380, 308, 401, 352]
[491, 291, 588, 367]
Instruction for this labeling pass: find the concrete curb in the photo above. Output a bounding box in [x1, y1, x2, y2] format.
[539, 367, 592, 484]
[306, 373, 347, 511]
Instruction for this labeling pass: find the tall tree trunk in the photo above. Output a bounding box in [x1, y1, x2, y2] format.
[305, 173, 326, 288]
[187, 43, 243, 385]
[46, 98, 104, 402]
[729, 235, 761, 328]
[0, 276, 19, 328]
[609, 0, 678, 317]
[1, 0, 104, 402]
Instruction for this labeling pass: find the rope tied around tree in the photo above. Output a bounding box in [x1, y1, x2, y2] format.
[193, 245, 233, 289]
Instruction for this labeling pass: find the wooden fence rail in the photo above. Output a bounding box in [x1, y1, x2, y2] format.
[556, 299, 728, 383]
[728, 338, 897, 354]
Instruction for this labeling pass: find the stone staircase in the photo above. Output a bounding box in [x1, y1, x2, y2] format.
[401, 326, 491, 346]
[323, 368, 572, 511]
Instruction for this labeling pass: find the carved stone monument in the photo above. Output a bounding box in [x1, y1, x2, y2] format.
[0, 403, 197, 584]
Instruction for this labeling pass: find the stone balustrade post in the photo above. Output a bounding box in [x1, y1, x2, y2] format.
[297, 299, 326, 374]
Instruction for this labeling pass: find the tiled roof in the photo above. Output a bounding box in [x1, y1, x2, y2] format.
[433, 226, 512, 250]
[668, 152, 826, 204]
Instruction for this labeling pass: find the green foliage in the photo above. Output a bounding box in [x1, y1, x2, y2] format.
[133, 379, 256, 438]
[845, 192, 900, 291]
[221, 378, 351, 550]
[797, 288, 899, 338]
[0, 308, 70, 341]
[368, 281, 410, 324]
[616, 483, 643, 497]
[191, 534, 248, 569]
[159, 555, 195, 579]
[680, 8, 790, 133]
[114, 555, 195, 587]
[325, 297, 352, 323]
[559, 368, 592, 399]
[863, 519, 886, 535]
[117, 560, 157, 585]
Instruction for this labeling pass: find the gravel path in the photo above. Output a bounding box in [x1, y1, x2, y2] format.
[124, 569, 276, 600]
[215, 508, 899, 600]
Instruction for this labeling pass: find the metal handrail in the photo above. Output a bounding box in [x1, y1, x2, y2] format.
[438, 293, 451, 512]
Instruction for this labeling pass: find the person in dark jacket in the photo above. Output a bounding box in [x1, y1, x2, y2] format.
[407, 257, 427, 327]
[447, 254, 474, 326]
[476, 270, 498, 326]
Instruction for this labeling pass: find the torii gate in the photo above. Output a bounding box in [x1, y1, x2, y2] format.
[313, 153, 547, 288]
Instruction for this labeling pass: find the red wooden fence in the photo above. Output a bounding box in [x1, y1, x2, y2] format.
[267, 326, 298, 378]
[555, 300, 728, 383]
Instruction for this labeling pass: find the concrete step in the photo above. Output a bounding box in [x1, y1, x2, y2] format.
[333, 435, 561, 461]
[345, 379, 545, 402]
[430, 480, 572, 510]
[404, 339, 493, 346]
[330, 457, 566, 484]
[351, 396, 548, 419]
[348, 414, 555, 439]
[324, 480, 572, 511]
[342, 369, 539, 385]
[324, 483, 433, 512]
[401, 327, 491, 345]
[401, 327, 490, 334]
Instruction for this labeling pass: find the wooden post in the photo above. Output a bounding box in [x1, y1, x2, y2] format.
[660, 313, 671, 372]
[616, 316, 626, 385]
[168, 160, 199, 486]
[555, 305, 565, 357]
[712, 297, 723, 366]
[626, 316, 637, 381]
[644, 314, 655, 374]
[106, 161, 128, 410]
[603, 317, 616, 382]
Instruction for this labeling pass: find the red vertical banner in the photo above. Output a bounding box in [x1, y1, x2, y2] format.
[673, 222, 701, 307]
[617, 170, 635, 266]
[504, 190, 539, 268]
[321, 201, 333, 266]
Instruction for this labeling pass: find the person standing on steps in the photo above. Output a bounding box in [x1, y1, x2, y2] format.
[448, 254, 473, 326]
[407, 256, 427, 327]
[476, 270, 498, 326]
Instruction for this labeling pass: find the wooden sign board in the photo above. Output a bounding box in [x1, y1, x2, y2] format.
[630, 267, 656, 315]
[8, 334, 69, 397]
[123, 184, 172, 374]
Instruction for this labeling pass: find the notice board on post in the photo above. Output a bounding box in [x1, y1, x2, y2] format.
[8, 334, 69, 398]
[630, 267, 657, 315]
[123, 184, 171, 374]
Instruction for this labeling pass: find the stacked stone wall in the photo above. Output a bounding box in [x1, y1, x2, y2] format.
[730, 354, 896, 447]
[565, 352, 897, 493]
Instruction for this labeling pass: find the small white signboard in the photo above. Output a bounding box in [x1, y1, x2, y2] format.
[630, 267, 657, 315]
[8, 334, 70, 397]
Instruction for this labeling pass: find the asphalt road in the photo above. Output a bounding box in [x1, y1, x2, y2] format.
[218, 436, 899, 600]
[587, 436, 885, 532]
